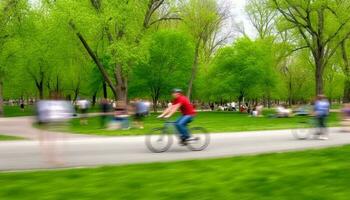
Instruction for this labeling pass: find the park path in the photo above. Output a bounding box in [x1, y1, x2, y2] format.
[1, 116, 350, 171]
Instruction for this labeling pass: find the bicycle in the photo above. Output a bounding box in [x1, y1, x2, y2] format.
[145, 121, 210, 153]
[292, 116, 329, 140]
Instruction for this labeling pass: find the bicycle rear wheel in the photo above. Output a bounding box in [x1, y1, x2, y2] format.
[292, 128, 312, 140]
[293, 119, 314, 140]
[186, 127, 210, 151]
[145, 128, 173, 153]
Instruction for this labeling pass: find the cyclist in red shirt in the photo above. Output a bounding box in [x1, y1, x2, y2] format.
[158, 89, 196, 144]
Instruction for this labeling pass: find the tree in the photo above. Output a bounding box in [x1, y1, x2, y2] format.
[246, 0, 277, 39]
[272, 0, 350, 95]
[180, 0, 229, 98]
[19, 5, 73, 99]
[207, 38, 278, 106]
[132, 31, 194, 112]
[280, 51, 315, 105]
[65, 0, 181, 105]
[0, 0, 27, 115]
[340, 39, 350, 102]
[324, 63, 344, 103]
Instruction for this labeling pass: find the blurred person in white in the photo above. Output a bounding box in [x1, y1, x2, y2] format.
[37, 101, 75, 124]
[231, 102, 236, 111]
[276, 104, 291, 117]
[36, 93, 75, 166]
[314, 94, 330, 140]
[76, 99, 90, 125]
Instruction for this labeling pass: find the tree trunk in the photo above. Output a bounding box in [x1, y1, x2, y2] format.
[187, 40, 201, 99]
[151, 87, 160, 113]
[55, 75, 59, 93]
[92, 92, 97, 106]
[39, 85, 44, 99]
[314, 40, 326, 95]
[152, 98, 158, 113]
[315, 55, 325, 95]
[37, 78, 44, 100]
[288, 74, 292, 106]
[341, 40, 350, 103]
[30, 68, 45, 100]
[73, 88, 79, 102]
[103, 81, 108, 99]
[238, 93, 244, 112]
[343, 79, 350, 103]
[0, 79, 4, 117]
[70, 22, 117, 98]
[116, 85, 127, 102]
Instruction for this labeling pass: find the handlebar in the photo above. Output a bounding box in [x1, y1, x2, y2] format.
[157, 117, 175, 124]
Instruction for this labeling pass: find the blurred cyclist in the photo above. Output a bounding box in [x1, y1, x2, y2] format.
[314, 94, 330, 140]
[158, 89, 196, 145]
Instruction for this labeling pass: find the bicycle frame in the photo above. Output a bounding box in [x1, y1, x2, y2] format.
[163, 121, 180, 136]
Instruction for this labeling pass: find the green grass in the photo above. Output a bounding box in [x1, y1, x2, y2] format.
[3, 106, 35, 117]
[67, 111, 340, 136]
[1, 145, 350, 199]
[2, 105, 103, 117]
[331, 104, 341, 109]
[0, 135, 23, 141]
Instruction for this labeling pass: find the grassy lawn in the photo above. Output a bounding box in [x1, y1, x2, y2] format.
[3, 106, 35, 117]
[0, 135, 23, 141]
[2, 105, 103, 117]
[331, 103, 342, 109]
[67, 111, 340, 136]
[1, 145, 349, 199]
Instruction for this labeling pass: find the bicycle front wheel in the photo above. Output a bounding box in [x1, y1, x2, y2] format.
[186, 127, 210, 151]
[145, 128, 173, 153]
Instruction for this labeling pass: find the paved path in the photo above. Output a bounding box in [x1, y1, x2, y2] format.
[1, 117, 350, 171]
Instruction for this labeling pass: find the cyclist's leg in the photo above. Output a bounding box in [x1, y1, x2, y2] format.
[175, 115, 193, 140]
[320, 115, 327, 135]
[315, 116, 322, 135]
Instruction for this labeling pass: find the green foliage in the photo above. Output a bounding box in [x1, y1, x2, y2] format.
[130, 30, 194, 102]
[0, 0, 349, 105]
[200, 37, 280, 102]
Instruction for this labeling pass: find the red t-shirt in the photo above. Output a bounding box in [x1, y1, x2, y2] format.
[172, 95, 196, 116]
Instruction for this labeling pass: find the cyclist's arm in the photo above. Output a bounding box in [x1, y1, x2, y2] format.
[159, 106, 172, 118]
[165, 103, 181, 117]
[159, 103, 181, 118]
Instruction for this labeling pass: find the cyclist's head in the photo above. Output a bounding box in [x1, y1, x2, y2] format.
[171, 88, 183, 98]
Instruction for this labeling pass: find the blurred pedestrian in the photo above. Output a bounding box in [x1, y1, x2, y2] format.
[314, 94, 330, 140]
[100, 98, 111, 128]
[114, 100, 130, 130]
[256, 104, 264, 116]
[36, 93, 75, 166]
[247, 104, 251, 114]
[77, 99, 90, 125]
[231, 102, 236, 111]
[276, 104, 291, 117]
[132, 99, 150, 129]
[341, 103, 350, 132]
[20, 99, 25, 112]
[210, 103, 214, 111]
